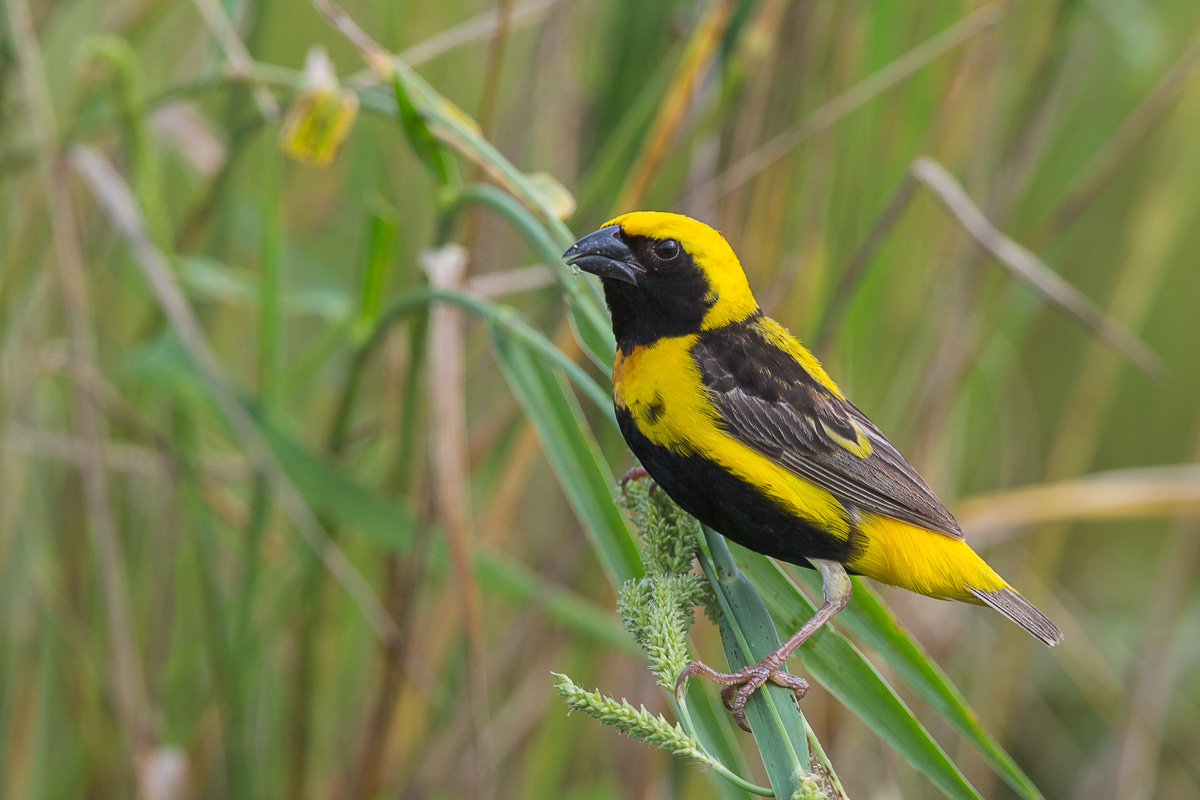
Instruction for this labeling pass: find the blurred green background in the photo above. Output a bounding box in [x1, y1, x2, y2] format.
[3, 0, 1200, 798]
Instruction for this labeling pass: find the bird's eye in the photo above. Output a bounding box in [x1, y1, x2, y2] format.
[654, 238, 680, 261]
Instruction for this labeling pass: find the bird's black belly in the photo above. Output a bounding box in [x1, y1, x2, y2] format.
[617, 408, 852, 566]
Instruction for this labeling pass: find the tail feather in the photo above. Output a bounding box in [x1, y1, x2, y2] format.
[970, 587, 1063, 646]
[848, 515, 1065, 645]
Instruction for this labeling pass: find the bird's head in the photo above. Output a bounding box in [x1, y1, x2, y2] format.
[564, 212, 759, 346]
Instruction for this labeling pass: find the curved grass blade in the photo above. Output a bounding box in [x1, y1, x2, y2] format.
[490, 328, 642, 585]
[452, 183, 615, 370]
[252, 34, 616, 368]
[372, 61, 617, 368]
[365, 286, 613, 418]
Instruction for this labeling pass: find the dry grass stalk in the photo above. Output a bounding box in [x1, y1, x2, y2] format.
[6, 0, 157, 787]
[422, 243, 494, 797]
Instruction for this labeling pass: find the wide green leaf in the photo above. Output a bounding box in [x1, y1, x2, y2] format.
[694, 527, 810, 798]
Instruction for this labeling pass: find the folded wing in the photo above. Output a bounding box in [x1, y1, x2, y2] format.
[693, 333, 964, 540]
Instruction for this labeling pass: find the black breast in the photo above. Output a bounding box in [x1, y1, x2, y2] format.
[615, 406, 853, 567]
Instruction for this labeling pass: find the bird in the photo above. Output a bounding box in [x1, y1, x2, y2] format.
[563, 211, 1061, 731]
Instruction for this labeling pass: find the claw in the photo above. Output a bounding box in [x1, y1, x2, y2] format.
[672, 560, 846, 732]
[619, 465, 658, 496]
[720, 684, 738, 712]
[675, 659, 809, 733]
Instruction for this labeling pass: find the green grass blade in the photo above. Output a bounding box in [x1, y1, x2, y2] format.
[453, 182, 615, 370]
[734, 547, 985, 800]
[695, 526, 809, 798]
[259, 413, 629, 648]
[299, 55, 618, 372]
[490, 328, 642, 585]
[352, 205, 398, 342]
[367, 287, 613, 417]
[369, 62, 617, 365]
[390, 71, 456, 187]
[257, 143, 285, 409]
[256, 414, 417, 550]
[684, 689, 759, 800]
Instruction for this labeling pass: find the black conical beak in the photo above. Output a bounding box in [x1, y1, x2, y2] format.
[563, 224, 642, 285]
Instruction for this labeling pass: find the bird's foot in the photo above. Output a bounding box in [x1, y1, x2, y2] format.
[674, 659, 808, 733]
[619, 465, 658, 496]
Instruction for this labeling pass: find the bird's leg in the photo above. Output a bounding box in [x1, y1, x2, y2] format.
[619, 465, 658, 495]
[675, 559, 852, 732]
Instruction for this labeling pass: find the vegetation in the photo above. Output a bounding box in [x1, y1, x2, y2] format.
[2, 0, 1199, 798]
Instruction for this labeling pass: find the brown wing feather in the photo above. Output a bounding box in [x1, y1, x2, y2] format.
[694, 326, 964, 540]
